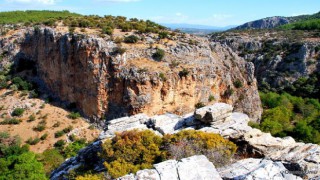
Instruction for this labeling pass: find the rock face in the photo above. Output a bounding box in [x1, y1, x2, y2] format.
[0, 27, 262, 122]
[51, 103, 320, 179]
[211, 31, 320, 94]
[118, 155, 222, 180]
[218, 158, 302, 180]
[234, 16, 290, 30]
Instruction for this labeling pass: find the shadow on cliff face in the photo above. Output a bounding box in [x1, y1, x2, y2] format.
[10, 50, 93, 125]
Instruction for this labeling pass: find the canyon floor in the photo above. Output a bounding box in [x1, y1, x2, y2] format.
[0, 89, 100, 153]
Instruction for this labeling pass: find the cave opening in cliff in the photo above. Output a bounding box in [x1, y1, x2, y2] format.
[13, 53, 37, 76]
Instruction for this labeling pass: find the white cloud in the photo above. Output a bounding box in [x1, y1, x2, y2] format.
[6, 0, 56, 5]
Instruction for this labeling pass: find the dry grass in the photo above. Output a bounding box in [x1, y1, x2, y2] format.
[0, 89, 100, 153]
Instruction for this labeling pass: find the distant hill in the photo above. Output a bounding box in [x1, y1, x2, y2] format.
[162, 23, 236, 35]
[234, 11, 320, 30]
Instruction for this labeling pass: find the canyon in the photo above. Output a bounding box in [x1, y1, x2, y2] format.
[0, 27, 262, 125]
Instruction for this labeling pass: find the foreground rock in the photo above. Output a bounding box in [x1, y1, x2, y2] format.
[240, 129, 320, 178]
[218, 158, 302, 180]
[99, 114, 149, 139]
[118, 155, 222, 180]
[51, 103, 320, 179]
[194, 103, 233, 124]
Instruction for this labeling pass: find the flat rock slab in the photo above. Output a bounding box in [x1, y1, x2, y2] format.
[194, 103, 233, 124]
[218, 158, 302, 180]
[119, 155, 222, 180]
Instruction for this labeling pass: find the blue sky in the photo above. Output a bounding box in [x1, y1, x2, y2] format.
[0, 0, 319, 27]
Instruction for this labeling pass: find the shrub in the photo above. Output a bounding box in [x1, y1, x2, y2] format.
[28, 114, 36, 122]
[40, 133, 48, 140]
[152, 48, 165, 61]
[233, 79, 243, 88]
[63, 139, 87, 158]
[54, 131, 65, 138]
[158, 31, 169, 39]
[11, 108, 25, 117]
[68, 112, 81, 119]
[114, 37, 123, 43]
[75, 174, 102, 180]
[102, 26, 113, 35]
[113, 47, 126, 55]
[33, 120, 47, 132]
[33, 124, 46, 132]
[163, 130, 237, 167]
[26, 137, 41, 145]
[208, 95, 215, 102]
[224, 87, 234, 98]
[101, 129, 236, 178]
[0, 118, 21, 125]
[101, 130, 163, 178]
[159, 73, 167, 81]
[195, 102, 205, 109]
[54, 140, 66, 149]
[170, 60, 180, 68]
[179, 68, 189, 78]
[38, 149, 64, 176]
[124, 35, 139, 43]
[11, 77, 32, 90]
[63, 126, 73, 133]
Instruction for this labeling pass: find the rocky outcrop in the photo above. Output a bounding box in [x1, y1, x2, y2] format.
[118, 155, 222, 180]
[51, 103, 320, 179]
[218, 158, 302, 180]
[234, 16, 290, 30]
[211, 32, 320, 94]
[0, 27, 262, 123]
[194, 103, 233, 124]
[240, 129, 320, 178]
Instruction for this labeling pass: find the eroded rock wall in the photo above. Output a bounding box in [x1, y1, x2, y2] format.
[1, 27, 262, 122]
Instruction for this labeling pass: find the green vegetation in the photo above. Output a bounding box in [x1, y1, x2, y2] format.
[158, 31, 169, 39]
[101, 130, 163, 178]
[195, 102, 205, 109]
[0, 118, 21, 125]
[253, 92, 320, 144]
[55, 126, 73, 138]
[100, 129, 236, 178]
[11, 108, 25, 117]
[163, 130, 237, 166]
[152, 48, 165, 61]
[28, 114, 36, 122]
[38, 149, 64, 176]
[179, 68, 189, 78]
[54, 140, 66, 149]
[26, 137, 41, 145]
[0, 10, 81, 25]
[233, 79, 243, 88]
[159, 72, 167, 81]
[0, 132, 46, 179]
[68, 112, 81, 119]
[113, 47, 127, 55]
[208, 95, 215, 102]
[281, 19, 320, 30]
[124, 35, 139, 43]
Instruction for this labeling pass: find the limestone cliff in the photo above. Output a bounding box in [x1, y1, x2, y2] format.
[0, 27, 262, 122]
[211, 31, 320, 96]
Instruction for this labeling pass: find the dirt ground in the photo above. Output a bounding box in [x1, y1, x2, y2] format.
[0, 89, 100, 153]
